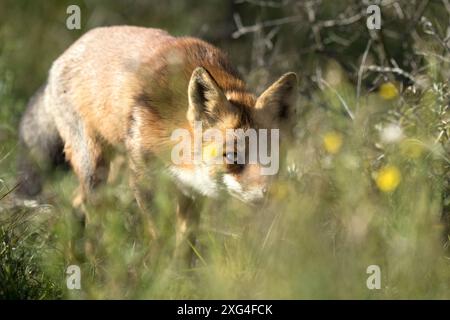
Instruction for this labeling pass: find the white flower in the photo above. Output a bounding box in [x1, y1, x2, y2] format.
[380, 123, 403, 144]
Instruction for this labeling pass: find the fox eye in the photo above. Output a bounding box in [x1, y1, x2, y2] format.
[224, 152, 238, 164]
[224, 152, 245, 173]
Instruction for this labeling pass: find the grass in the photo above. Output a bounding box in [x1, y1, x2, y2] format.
[0, 207, 62, 299]
[0, 1, 449, 300]
[0, 73, 448, 299]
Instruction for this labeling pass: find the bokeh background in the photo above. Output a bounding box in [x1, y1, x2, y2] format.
[0, 0, 449, 299]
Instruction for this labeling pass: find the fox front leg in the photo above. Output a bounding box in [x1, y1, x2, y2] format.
[127, 150, 160, 241]
[175, 191, 201, 267]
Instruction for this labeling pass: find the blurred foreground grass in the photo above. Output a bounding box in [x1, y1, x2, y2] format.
[0, 0, 449, 299]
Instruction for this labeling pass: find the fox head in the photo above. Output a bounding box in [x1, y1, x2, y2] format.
[169, 67, 298, 203]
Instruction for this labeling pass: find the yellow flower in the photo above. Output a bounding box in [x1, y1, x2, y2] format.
[379, 82, 399, 100]
[376, 165, 401, 192]
[323, 132, 343, 154]
[400, 138, 424, 159]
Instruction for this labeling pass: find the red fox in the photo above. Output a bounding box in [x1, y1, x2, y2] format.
[17, 26, 297, 260]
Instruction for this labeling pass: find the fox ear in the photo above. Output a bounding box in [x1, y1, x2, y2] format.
[187, 67, 228, 126]
[255, 72, 298, 128]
